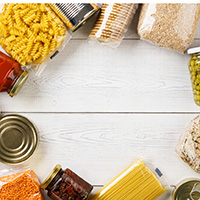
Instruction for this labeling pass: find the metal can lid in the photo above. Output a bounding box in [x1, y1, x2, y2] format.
[9, 71, 28, 97]
[0, 114, 38, 164]
[71, 5, 100, 32]
[41, 164, 62, 190]
[173, 180, 200, 200]
[187, 47, 200, 55]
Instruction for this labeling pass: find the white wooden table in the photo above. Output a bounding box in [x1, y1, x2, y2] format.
[1, 8, 200, 200]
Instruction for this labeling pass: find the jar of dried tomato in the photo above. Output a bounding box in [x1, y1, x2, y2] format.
[41, 164, 93, 200]
[0, 51, 28, 97]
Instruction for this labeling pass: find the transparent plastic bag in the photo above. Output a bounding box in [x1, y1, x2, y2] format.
[138, 4, 200, 53]
[176, 115, 200, 173]
[89, 3, 138, 48]
[0, 3, 71, 76]
[0, 167, 44, 199]
[89, 158, 167, 200]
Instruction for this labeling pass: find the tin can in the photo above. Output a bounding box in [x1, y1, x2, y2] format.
[172, 179, 200, 200]
[49, 3, 100, 32]
[0, 114, 38, 164]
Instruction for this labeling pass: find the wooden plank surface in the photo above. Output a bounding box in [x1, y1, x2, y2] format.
[1, 5, 200, 112]
[1, 39, 200, 112]
[1, 4, 200, 200]
[0, 113, 199, 200]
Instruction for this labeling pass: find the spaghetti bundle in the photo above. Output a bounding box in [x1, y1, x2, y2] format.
[89, 158, 167, 200]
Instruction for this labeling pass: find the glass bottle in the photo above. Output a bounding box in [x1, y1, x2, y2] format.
[0, 51, 28, 97]
[187, 47, 200, 106]
[41, 164, 93, 200]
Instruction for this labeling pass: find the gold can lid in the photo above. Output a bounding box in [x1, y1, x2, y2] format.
[9, 71, 28, 97]
[0, 114, 38, 164]
[72, 7, 99, 32]
[173, 180, 200, 200]
[41, 164, 62, 190]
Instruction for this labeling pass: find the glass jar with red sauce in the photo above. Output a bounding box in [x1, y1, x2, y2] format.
[0, 51, 28, 97]
[41, 164, 93, 200]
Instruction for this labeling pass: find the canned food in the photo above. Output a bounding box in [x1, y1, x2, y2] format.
[0, 114, 38, 164]
[50, 3, 100, 32]
[172, 179, 200, 200]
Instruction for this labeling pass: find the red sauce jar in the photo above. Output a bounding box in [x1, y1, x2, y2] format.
[41, 165, 93, 200]
[0, 51, 28, 97]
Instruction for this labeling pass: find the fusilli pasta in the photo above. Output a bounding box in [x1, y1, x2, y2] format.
[0, 3, 66, 67]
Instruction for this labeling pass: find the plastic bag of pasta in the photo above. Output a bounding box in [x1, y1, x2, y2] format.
[89, 158, 168, 200]
[0, 3, 71, 75]
[89, 3, 138, 48]
[0, 168, 44, 200]
[138, 4, 200, 53]
[176, 115, 200, 173]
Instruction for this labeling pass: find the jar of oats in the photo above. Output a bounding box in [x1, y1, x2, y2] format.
[188, 47, 200, 106]
[138, 4, 200, 53]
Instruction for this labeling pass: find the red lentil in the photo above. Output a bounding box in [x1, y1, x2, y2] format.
[0, 170, 44, 200]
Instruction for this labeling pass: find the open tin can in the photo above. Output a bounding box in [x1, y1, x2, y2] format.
[172, 179, 200, 200]
[0, 114, 38, 164]
[49, 3, 100, 32]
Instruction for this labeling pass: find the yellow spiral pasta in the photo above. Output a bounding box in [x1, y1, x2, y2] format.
[0, 3, 66, 67]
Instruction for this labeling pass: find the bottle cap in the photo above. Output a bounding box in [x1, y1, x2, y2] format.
[0, 114, 38, 164]
[41, 164, 62, 190]
[9, 71, 28, 97]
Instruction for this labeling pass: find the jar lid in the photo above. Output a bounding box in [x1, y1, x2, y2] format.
[41, 164, 62, 190]
[0, 114, 38, 164]
[187, 47, 200, 55]
[9, 71, 28, 97]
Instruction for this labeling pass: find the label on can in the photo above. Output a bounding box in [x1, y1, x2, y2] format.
[50, 3, 99, 32]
